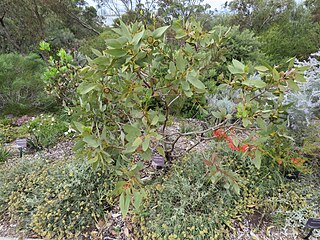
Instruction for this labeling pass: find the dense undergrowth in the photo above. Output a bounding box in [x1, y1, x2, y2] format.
[0, 157, 115, 239]
[134, 142, 320, 239]
[0, 133, 319, 239]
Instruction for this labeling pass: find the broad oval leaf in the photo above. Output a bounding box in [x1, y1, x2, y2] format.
[255, 66, 269, 72]
[153, 26, 170, 39]
[242, 79, 267, 89]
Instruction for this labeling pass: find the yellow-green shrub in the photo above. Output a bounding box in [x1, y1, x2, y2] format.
[0, 158, 115, 239]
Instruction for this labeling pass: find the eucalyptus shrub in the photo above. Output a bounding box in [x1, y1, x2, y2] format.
[72, 20, 305, 216]
[40, 41, 85, 108]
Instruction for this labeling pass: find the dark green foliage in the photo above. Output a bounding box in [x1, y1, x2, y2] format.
[260, 18, 320, 63]
[0, 0, 101, 53]
[79, 29, 119, 58]
[0, 53, 55, 115]
[227, 0, 296, 32]
[217, 25, 264, 64]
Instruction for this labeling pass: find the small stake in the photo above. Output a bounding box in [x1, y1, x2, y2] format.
[16, 139, 27, 158]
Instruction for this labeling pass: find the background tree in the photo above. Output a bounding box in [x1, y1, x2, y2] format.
[156, 0, 211, 25]
[0, 0, 102, 54]
[305, 0, 320, 22]
[227, 0, 296, 32]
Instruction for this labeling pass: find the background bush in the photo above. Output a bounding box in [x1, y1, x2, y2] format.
[0, 53, 55, 115]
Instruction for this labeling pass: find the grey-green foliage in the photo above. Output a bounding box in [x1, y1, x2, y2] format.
[0, 53, 53, 115]
[285, 50, 320, 128]
[207, 88, 239, 115]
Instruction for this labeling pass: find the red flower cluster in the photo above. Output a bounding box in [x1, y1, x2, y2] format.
[291, 157, 305, 166]
[278, 157, 305, 166]
[212, 129, 252, 154]
[212, 129, 227, 140]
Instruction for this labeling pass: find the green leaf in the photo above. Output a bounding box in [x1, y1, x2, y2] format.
[242, 79, 267, 89]
[184, 91, 193, 97]
[287, 57, 295, 69]
[272, 68, 280, 81]
[181, 81, 190, 91]
[242, 118, 252, 128]
[252, 150, 262, 169]
[233, 183, 240, 195]
[132, 137, 143, 147]
[228, 65, 242, 74]
[39, 41, 50, 51]
[105, 49, 127, 57]
[88, 156, 99, 164]
[169, 62, 176, 77]
[120, 192, 130, 217]
[256, 117, 267, 131]
[175, 29, 187, 39]
[73, 140, 86, 151]
[142, 136, 150, 151]
[131, 30, 144, 45]
[232, 59, 245, 72]
[73, 121, 85, 133]
[133, 190, 143, 211]
[176, 52, 186, 72]
[105, 39, 123, 49]
[141, 148, 152, 160]
[212, 111, 222, 119]
[78, 83, 98, 94]
[153, 26, 170, 38]
[83, 135, 100, 148]
[287, 80, 299, 91]
[156, 146, 165, 157]
[123, 125, 141, 138]
[187, 70, 206, 90]
[151, 115, 159, 126]
[255, 66, 269, 72]
[119, 21, 131, 40]
[295, 73, 306, 82]
[91, 48, 102, 57]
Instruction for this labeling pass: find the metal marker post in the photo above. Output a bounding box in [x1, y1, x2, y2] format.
[16, 139, 27, 158]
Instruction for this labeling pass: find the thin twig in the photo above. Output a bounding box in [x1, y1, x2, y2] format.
[168, 95, 181, 107]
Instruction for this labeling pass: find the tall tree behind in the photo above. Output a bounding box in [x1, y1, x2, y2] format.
[0, 0, 102, 53]
[305, 0, 320, 22]
[227, 0, 296, 32]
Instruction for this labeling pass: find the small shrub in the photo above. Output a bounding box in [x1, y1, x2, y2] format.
[301, 121, 320, 160]
[135, 142, 284, 239]
[0, 158, 115, 239]
[0, 146, 10, 162]
[286, 50, 320, 129]
[0, 123, 19, 144]
[24, 114, 69, 150]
